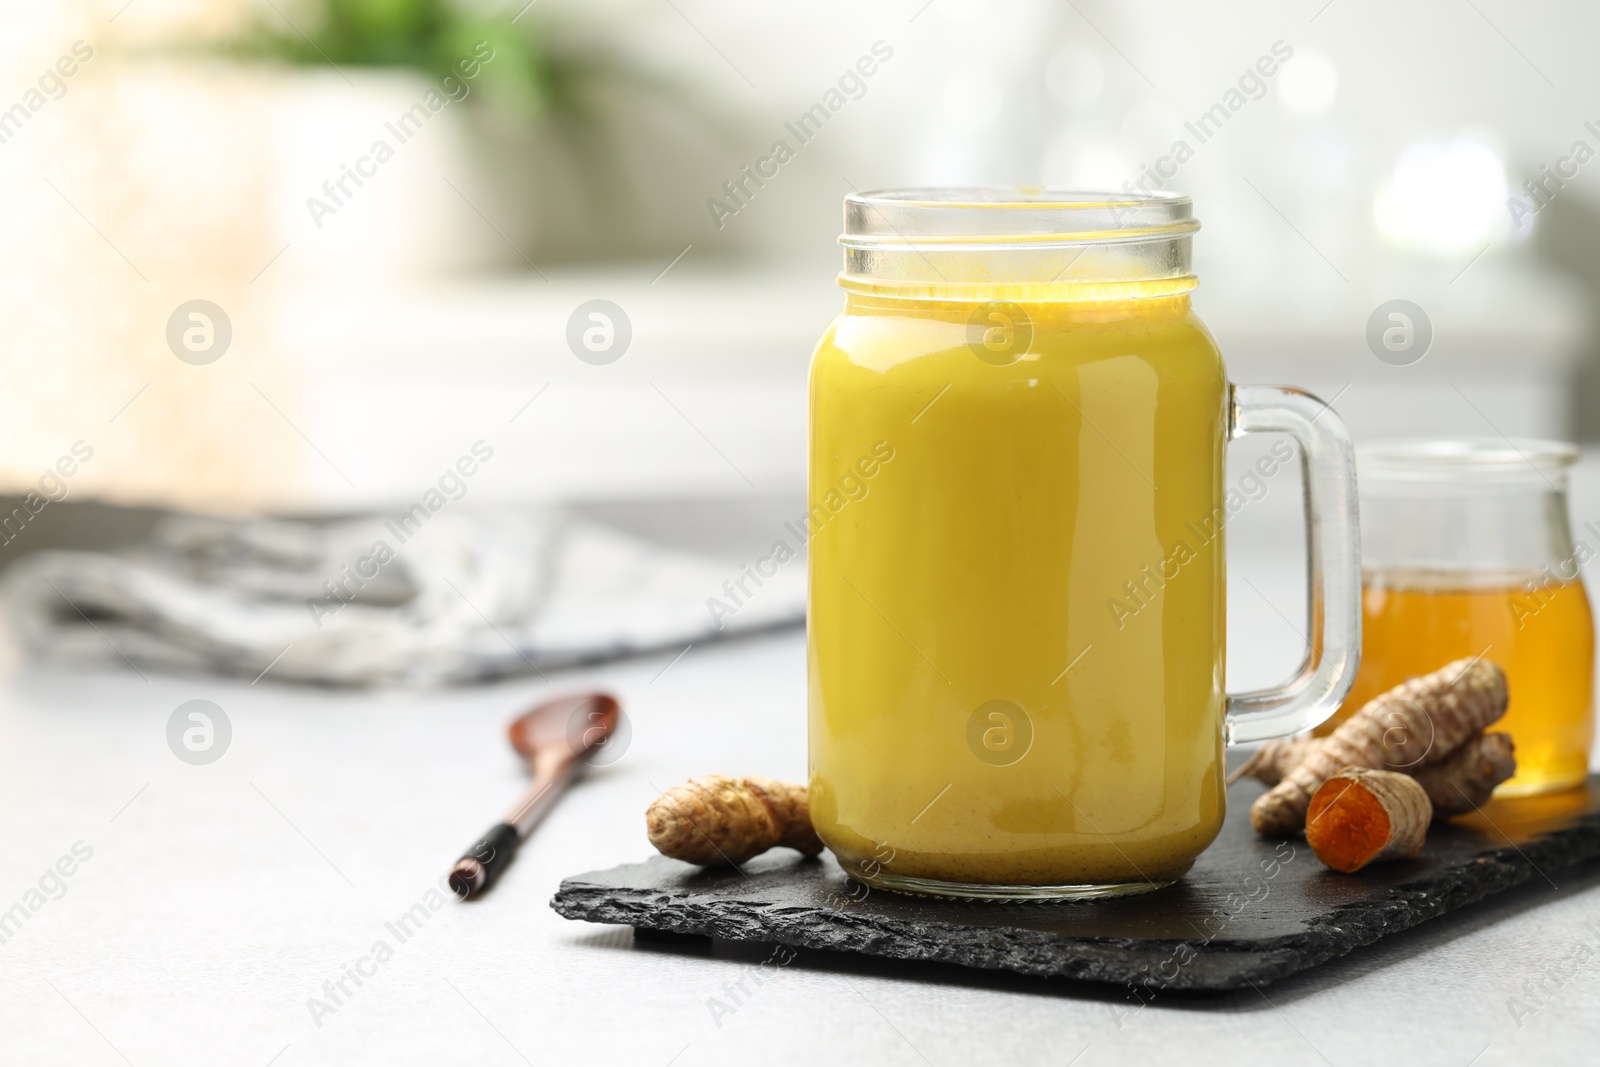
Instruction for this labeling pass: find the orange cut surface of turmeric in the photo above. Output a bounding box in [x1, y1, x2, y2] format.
[1305, 768, 1431, 873]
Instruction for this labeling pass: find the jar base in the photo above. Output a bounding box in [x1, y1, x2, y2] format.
[854, 869, 1176, 902]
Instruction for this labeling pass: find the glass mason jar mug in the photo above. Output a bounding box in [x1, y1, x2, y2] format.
[806, 189, 1363, 900]
[1316, 440, 1596, 797]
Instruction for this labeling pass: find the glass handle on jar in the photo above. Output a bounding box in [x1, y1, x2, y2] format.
[1224, 384, 1362, 744]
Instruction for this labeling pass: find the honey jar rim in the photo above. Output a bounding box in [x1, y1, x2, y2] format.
[1357, 437, 1578, 484]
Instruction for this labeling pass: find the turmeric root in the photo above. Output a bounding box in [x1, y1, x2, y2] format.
[1235, 729, 1517, 812]
[1412, 732, 1516, 816]
[1250, 658, 1508, 837]
[1305, 768, 1432, 872]
[647, 775, 823, 866]
[1228, 736, 1318, 787]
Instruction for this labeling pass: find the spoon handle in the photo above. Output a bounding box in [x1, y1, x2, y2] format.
[448, 759, 581, 900]
[448, 823, 521, 900]
[506, 758, 581, 836]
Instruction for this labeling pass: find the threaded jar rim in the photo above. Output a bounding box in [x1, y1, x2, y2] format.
[837, 188, 1199, 300]
[841, 188, 1198, 250]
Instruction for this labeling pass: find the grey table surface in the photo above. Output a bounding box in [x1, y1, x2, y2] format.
[4, 464, 1600, 1066]
[2, 628, 1598, 1067]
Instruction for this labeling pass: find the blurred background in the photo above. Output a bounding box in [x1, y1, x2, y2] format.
[7, 9, 1600, 1059]
[3, 0, 1600, 686]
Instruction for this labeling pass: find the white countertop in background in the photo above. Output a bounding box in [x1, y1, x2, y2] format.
[7, 258, 1588, 515]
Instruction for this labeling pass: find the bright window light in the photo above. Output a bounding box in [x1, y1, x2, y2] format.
[1279, 50, 1338, 116]
[1374, 136, 1509, 256]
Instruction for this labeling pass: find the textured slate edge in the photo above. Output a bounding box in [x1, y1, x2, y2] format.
[551, 813, 1600, 992]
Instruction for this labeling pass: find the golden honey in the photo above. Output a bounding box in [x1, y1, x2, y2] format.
[1317, 569, 1594, 796]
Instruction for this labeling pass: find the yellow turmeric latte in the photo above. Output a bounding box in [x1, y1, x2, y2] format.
[1317, 569, 1595, 797]
[807, 288, 1230, 888]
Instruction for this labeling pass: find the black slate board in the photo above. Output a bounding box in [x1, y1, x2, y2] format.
[551, 776, 1600, 991]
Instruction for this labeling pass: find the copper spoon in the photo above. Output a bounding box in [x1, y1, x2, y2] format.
[448, 691, 622, 900]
